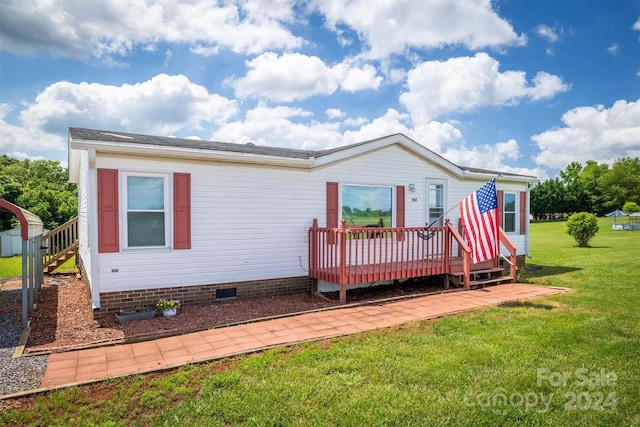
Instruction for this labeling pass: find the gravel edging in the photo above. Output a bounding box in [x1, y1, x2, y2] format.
[1, 288, 48, 396]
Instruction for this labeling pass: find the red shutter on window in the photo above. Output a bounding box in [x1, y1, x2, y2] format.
[326, 182, 339, 244]
[97, 168, 119, 253]
[497, 190, 504, 230]
[519, 191, 526, 235]
[396, 186, 405, 227]
[173, 173, 191, 250]
[396, 186, 405, 241]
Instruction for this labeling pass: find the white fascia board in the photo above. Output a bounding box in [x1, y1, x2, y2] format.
[68, 134, 81, 183]
[465, 170, 538, 184]
[69, 138, 314, 169]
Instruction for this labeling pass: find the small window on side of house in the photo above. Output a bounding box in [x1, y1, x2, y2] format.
[124, 173, 169, 248]
[504, 192, 516, 233]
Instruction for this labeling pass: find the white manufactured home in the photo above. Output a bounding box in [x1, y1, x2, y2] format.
[68, 128, 535, 317]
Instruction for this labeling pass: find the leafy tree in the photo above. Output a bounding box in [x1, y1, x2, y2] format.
[531, 157, 639, 219]
[0, 155, 77, 230]
[566, 212, 599, 247]
[530, 178, 566, 220]
[599, 157, 640, 210]
[580, 160, 609, 216]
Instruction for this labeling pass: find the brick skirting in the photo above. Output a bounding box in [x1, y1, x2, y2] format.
[93, 276, 314, 319]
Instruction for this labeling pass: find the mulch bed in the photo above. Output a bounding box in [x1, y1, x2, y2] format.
[20, 273, 446, 354]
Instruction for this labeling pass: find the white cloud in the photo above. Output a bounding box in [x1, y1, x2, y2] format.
[533, 99, 640, 169]
[326, 108, 344, 120]
[339, 64, 382, 92]
[399, 53, 569, 124]
[309, 0, 525, 59]
[529, 72, 571, 100]
[0, 74, 238, 156]
[607, 43, 619, 57]
[633, 16, 640, 31]
[440, 141, 520, 169]
[343, 116, 369, 127]
[20, 74, 238, 135]
[209, 105, 467, 158]
[533, 24, 561, 42]
[210, 103, 342, 150]
[343, 109, 412, 143]
[0, 116, 64, 155]
[227, 53, 382, 102]
[0, 0, 303, 59]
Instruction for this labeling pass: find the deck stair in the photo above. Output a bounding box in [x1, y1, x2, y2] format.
[42, 217, 79, 274]
[448, 267, 514, 289]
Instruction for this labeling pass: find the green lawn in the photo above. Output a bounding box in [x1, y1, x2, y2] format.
[1, 218, 638, 426]
[0, 255, 77, 279]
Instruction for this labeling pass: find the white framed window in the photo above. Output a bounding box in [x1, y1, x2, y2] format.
[426, 179, 447, 226]
[122, 172, 170, 249]
[503, 192, 516, 233]
[340, 184, 393, 227]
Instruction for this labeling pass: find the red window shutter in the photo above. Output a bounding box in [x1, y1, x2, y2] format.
[326, 182, 339, 244]
[497, 190, 504, 230]
[326, 182, 339, 228]
[396, 186, 405, 241]
[97, 169, 119, 253]
[173, 173, 191, 250]
[519, 191, 527, 235]
[396, 186, 405, 227]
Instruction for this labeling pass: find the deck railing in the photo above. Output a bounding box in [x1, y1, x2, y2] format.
[309, 219, 473, 302]
[42, 216, 78, 271]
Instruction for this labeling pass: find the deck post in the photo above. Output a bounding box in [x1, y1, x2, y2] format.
[340, 285, 347, 304]
[309, 219, 318, 277]
[462, 251, 470, 289]
[339, 219, 347, 303]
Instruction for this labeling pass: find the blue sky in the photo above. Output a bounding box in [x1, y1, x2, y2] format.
[0, 0, 638, 180]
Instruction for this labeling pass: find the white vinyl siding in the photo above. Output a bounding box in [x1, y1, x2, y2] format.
[91, 145, 529, 293]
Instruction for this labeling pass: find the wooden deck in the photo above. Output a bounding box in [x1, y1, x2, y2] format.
[309, 219, 517, 302]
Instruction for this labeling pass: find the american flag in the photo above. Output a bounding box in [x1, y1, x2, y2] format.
[459, 179, 499, 264]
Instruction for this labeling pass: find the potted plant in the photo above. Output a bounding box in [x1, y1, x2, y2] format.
[156, 299, 180, 317]
[115, 305, 156, 324]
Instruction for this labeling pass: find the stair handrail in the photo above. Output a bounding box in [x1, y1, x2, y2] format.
[446, 219, 471, 288]
[42, 216, 78, 269]
[498, 227, 517, 279]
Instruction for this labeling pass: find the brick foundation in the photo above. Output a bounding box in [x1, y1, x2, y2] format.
[93, 276, 314, 319]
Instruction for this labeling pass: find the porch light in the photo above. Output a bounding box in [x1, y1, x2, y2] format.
[408, 184, 416, 192]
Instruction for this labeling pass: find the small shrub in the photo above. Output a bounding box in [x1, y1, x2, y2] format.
[565, 212, 599, 247]
[622, 201, 640, 213]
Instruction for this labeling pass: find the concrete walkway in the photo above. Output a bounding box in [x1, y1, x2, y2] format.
[41, 284, 566, 389]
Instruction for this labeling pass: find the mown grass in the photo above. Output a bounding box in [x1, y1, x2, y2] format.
[1, 218, 638, 426]
[0, 255, 77, 279]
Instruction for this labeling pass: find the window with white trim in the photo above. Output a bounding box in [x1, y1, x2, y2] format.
[341, 184, 393, 227]
[123, 173, 169, 248]
[503, 192, 516, 233]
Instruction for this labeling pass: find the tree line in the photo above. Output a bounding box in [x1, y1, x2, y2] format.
[530, 157, 640, 220]
[0, 155, 78, 231]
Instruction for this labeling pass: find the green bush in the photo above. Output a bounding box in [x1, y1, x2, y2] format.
[565, 212, 599, 247]
[622, 201, 640, 213]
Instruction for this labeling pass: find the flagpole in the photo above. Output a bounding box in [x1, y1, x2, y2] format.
[425, 175, 501, 230]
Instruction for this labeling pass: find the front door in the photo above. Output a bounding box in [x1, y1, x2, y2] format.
[426, 179, 447, 227]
